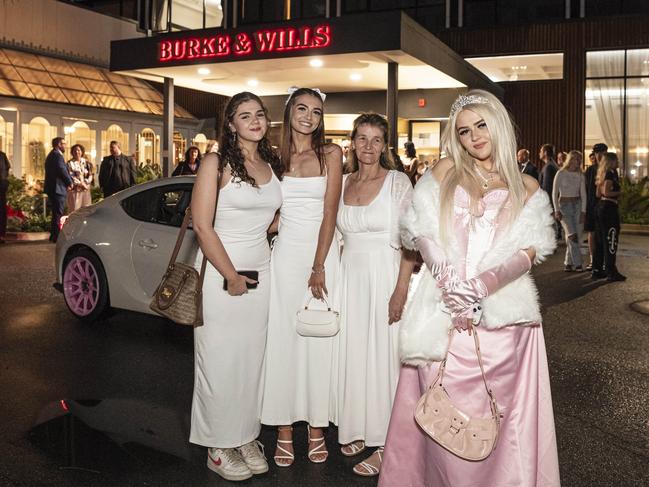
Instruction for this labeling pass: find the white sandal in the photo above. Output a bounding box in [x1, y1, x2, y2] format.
[274, 427, 294, 467]
[353, 447, 383, 477]
[307, 425, 329, 464]
[341, 440, 366, 457]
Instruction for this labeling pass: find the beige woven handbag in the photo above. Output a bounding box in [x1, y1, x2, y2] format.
[414, 325, 501, 461]
[149, 171, 221, 326]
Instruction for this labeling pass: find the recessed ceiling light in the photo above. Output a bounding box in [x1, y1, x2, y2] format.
[310, 59, 324, 68]
[350, 73, 362, 81]
[247, 79, 259, 87]
[198, 68, 210, 75]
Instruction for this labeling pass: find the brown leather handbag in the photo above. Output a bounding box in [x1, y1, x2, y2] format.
[414, 325, 501, 461]
[149, 171, 221, 326]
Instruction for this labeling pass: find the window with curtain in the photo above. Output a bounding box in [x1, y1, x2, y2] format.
[585, 48, 649, 179]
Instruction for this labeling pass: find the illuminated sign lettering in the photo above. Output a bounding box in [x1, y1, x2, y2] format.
[159, 24, 331, 62]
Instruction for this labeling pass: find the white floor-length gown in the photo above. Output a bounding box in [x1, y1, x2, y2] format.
[336, 170, 410, 447]
[261, 175, 340, 427]
[190, 173, 282, 448]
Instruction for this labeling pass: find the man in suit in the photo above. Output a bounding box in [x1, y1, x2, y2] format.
[539, 143, 561, 241]
[99, 141, 137, 198]
[0, 150, 11, 243]
[517, 149, 539, 180]
[44, 137, 73, 243]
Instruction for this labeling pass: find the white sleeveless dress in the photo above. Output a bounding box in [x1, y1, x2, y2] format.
[190, 173, 282, 448]
[336, 171, 403, 447]
[261, 175, 340, 427]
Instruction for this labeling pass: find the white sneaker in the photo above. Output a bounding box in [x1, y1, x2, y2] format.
[238, 440, 269, 474]
[207, 447, 253, 481]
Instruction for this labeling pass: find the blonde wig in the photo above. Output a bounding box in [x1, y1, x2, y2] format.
[564, 150, 582, 171]
[439, 89, 526, 244]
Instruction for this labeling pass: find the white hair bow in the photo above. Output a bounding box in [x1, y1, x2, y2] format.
[286, 86, 327, 105]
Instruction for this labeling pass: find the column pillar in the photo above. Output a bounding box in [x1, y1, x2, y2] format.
[162, 77, 174, 178]
[386, 62, 398, 152]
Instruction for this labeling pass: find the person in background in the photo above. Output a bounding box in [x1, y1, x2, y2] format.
[190, 92, 283, 482]
[98, 141, 137, 197]
[402, 141, 418, 184]
[172, 146, 202, 176]
[517, 148, 539, 180]
[206, 139, 219, 154]
[584, 143, 608, 271]
[414, 159, 428, 184]
[587, 152, 596, 167]
[380, 89, 559, 487]
[557, 151, 567, 168]
[336, 112, 415, 477]
[552, 150, 586, 271]
[44, 137, 73, 243]
[66, 144, 93, 212]
[341, 140, 351, 164]
[261, 87, 342, 467]
[539, 143, 561, 240]
[0, 149, 11, 243]
[592, 152, 626, 282]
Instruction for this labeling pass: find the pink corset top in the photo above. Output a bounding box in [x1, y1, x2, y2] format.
[453, 185, 512, 279]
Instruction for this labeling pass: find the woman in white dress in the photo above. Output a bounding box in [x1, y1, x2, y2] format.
[261, 87, 343, 466]
[190, 92, 283, 482]
[66, 144, 93, 211]
[336, 113, 415, 477]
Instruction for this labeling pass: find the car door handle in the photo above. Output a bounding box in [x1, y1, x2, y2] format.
[138, 239, 158, 250]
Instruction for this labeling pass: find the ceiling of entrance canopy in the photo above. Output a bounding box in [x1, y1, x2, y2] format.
[118, 51, 466, 97]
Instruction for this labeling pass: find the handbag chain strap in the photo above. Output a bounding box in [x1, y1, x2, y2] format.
[164, 168, 223, 288]
[434, 325, 500, 422]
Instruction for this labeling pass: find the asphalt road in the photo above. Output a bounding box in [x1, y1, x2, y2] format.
[0, 237, 648, 487]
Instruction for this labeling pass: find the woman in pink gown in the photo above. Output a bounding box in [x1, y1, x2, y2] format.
[379, 90, 561, 487]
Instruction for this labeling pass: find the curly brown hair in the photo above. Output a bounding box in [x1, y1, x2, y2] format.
[219, 92, 282, 187]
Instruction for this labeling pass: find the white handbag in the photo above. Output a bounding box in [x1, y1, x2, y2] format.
[296, 296, 340, 337]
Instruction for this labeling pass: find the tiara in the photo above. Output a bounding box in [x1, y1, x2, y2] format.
[285, 86, 327, 105]
[450, 94, 490, 117]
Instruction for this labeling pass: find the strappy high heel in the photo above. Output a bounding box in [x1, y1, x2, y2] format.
[274, 426, 294, 467]
[352, 447, 384, 477]
[307, 425, 329, 464]
[340, 440, 366, 457]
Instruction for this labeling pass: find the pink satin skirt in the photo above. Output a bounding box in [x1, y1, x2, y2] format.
[379, 324, 560, 487]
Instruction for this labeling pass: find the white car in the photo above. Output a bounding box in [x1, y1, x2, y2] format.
[55, 176, 199, 322]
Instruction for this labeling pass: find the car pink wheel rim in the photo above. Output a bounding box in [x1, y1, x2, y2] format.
[63, 256, 100, 316]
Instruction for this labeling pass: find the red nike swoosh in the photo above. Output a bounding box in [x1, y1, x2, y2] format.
[210, 456, 222, 466]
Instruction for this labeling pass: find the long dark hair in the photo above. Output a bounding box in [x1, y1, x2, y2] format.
[404, 141, 416, 158]
[183, 145, 202, 164]
[280, 88, 326, 174]
[219, 91, 282, 187]
[347, 112, 396, 173]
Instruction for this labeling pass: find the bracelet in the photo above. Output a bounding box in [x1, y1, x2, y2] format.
[311, 265, 325, 275]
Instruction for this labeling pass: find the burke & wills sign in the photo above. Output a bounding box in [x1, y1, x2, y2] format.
[159, 24, 332, 62]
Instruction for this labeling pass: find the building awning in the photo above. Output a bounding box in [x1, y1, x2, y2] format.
[109, 11, 501, 98]
[0, 47, 194, 118]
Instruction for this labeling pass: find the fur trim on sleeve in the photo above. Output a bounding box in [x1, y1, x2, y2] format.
[400, 171, 442, 251]
[480, 188, 556, 270]
[399, 270, 453, 365]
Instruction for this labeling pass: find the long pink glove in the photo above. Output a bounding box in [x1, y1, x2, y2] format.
[442, 250, 532, 315]
[414, 236, 457, 285]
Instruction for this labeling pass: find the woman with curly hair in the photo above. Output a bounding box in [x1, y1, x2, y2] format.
[190, 92, 283, 482]
[172, 145, 201, 176]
